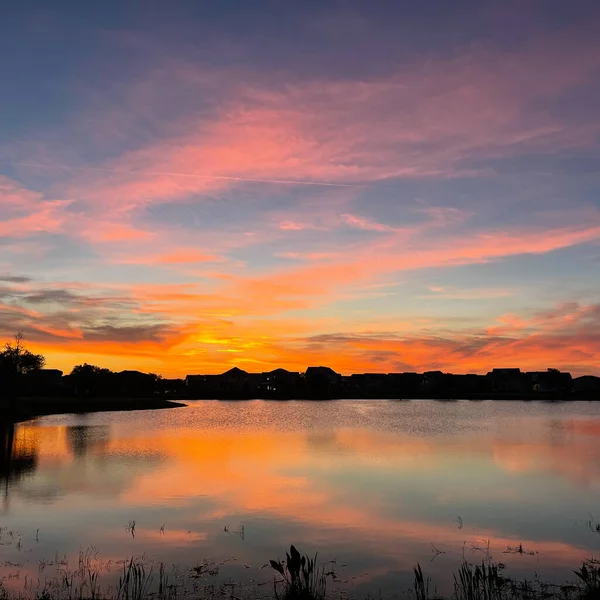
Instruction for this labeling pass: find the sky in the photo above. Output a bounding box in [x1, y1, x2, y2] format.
[1, 0, 600, 377]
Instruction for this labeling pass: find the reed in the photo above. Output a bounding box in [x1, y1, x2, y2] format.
[115, 558, 153, 600]
[269, 545, 329, 600]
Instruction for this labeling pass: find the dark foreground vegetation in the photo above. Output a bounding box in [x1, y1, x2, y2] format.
[0, 544, 598, 600]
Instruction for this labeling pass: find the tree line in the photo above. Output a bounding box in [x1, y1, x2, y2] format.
[0, 334, 164, 401]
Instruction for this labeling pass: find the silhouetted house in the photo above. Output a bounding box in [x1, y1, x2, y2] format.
[24, 369, 66, 396]
[31, 369, 63, 385]
[422, 371, 445, 393]
[25, 368, 62, 386]
[261, 368, 302, 397]
[115, 370, 156, 398]
[185, 369, 250, 397]
[305, 366, 341, 398]
[343, 374, 367, 397]
[526, 370, 572, 393]
[185, 374, 206, 397]
[488, 369, 527, 394]
[340, 373, 390, 397]
[387, 373, 422, 397]
[160, 378, 186, 396]
[220, 367, 249, 393]
[305, 366, 340, 384]
[364, 373, 391, 395]
[246, 373, 263, 396]
[452, 374, 492, 397]
[573, 375, 600, 394]
[202, 374, 222, 395]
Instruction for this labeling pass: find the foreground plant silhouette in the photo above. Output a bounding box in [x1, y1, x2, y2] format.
[270, 545, 328, 600]
[0, 542, 599, 600]
[414, 558, 600, 600]
[453, 561, 507, 600]
[573, 561, 600, 600]
[116, 558, 153, 600]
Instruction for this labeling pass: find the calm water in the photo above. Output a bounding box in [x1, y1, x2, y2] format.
[1, 400, 599, 597]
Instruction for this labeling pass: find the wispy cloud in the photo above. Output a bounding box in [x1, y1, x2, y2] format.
[341, 213, 397, 232]
[423, 286, 515, 300]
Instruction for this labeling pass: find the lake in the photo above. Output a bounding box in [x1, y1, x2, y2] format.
[1, 400, 599, 598]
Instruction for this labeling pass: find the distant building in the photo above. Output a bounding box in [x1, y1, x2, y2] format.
[526, 370, 572, 393]
[363, 373, 390, 392]
[305, 366, 341, 385]
[452, 374, 492, 396]
[27, 369, 63, 386]
[185, 374, 205, 388]
[341, 373, 392, 397]
[219, 367, 249, 393]
[24, 369, 66, 397]
[387, 373, 422, 397]
[305, 366, 341, 397]
[422, 371, 445, 392]
[573, 375, 600, 393]
[261, 368, 301, 395]
[160, 378, 186, 395]
[115, 370, 156, 397]
[185, 374, 220, 397]
[185, 368, 252, 397]
[488, 369, 528, 394]
[343, 374, 367, 396]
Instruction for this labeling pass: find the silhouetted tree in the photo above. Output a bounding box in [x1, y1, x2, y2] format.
[68, 363, 114, 397]
[0, 333, 45, 403]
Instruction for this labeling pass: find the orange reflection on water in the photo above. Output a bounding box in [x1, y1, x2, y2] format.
[4, 401, 599, 594]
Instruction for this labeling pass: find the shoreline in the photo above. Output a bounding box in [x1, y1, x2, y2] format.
[1, 397, 186, 423]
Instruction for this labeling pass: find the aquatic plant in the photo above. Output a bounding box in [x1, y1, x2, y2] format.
[116, 558, 153, 600]
[270, 545, 328, 600]
[573, 559, 600, 600]
[414, 563, 433, 600]
[587, 515, 600, 536]
[126, 521, 136, 538]
[453, 561, 507, 600]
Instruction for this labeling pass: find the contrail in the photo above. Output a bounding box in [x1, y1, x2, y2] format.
[7, 162, 366, 188]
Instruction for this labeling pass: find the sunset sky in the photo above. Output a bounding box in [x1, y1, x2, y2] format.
[1, 1, 600, 377]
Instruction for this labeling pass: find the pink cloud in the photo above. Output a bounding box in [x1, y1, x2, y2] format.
[278, 220, 314, 231]
[0, 175, 43, 208]
[235, 221, 600, 304]
[275, 251, 343, 261]
[23, 24, 596, 216]
[116, 249, 221, 265]
[341, 213, 396, 232]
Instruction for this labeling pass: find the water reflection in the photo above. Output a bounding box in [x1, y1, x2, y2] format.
[66, 424, 110, 457]
[0, 423, 38, 511]
[0, 401, 599, 596]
